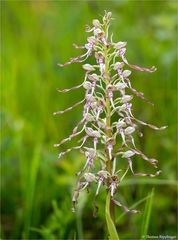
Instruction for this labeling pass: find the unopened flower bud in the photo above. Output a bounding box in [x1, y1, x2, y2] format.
[92, 130, 101, 138]
[85, 148, 96, 159]
[83, 81, 92, 90]
[117, 120, 126, 128]
[88, 73, 99, 81]
[85, 127, 95, 136]
[107, 84, 114, 90]
[95, 52, 104, 65]
[103, 11, 112, 22]
[94, 28, 103, 36]
[87, 36, 96, 44]
[121, 95, 133, 103]
[107, 12, 112, 19]
[95, 51, 104, 58]
[115, 82, 127, 90]
[115, 42, 127, 50]
[85, 94, 95, 102]
[97, 32, 105, 40]
[91, 101, 97, 109]
[92, 19, 101, 28]
[82, 64, 95, 71]
[113, 62, 125, 70]
[84, 173, 96, 182]
[85, 43, 93, 50]
[85, 127, 100, 138]
[97, 170, 109, 179]
[123, 70, 132, 78]
[124, 126, 135, 135]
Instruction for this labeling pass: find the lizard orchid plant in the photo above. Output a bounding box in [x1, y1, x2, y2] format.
[53, 11, 167, 237]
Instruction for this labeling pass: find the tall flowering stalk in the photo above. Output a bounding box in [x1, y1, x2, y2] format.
[54, 11, 166, 235]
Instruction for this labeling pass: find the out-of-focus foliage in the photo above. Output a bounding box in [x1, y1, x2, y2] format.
[1, 1, 177, 239]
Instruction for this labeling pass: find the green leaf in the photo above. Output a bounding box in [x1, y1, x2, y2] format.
[105, 193, 119, 240]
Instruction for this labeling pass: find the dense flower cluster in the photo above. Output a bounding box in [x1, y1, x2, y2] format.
[54, 11, 166, 213]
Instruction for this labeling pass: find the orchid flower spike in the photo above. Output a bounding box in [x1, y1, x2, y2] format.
[54, 11, 167, 215]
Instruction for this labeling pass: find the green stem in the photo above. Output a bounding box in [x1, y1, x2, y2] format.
[104, 38, 115, 223]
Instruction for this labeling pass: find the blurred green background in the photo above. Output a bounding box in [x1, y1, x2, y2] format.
[1, 1, 177, 239]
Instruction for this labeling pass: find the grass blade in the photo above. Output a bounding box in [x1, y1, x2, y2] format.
[23, 144, 41, 239]
[141, 188, 154, 239]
